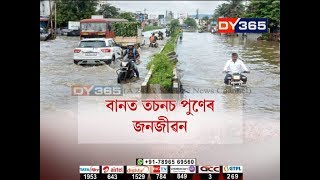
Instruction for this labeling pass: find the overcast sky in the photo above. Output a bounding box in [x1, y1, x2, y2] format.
[107, 1, 226, 17]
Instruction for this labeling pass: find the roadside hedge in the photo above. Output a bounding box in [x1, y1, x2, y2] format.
[147, 29, 179, 91]
[112, 22, 139, 37]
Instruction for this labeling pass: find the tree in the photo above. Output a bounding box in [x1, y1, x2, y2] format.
[118, 12, 136, 22]
[169, 19, 180, 32]
[56, 0, 98, 27]
[202, 16, 209, 21]
[202, 16, 210, 25]
[212, 0, 245, 20]
[244, 0, 280, 29]
[184, 17, 197, 29]
[97, 3, 120, 18]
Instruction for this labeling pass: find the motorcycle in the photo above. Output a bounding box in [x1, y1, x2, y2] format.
[116, 58, 138, 83]
[225, 71, 249, 91]
[158, 32, 164, 40]
[179, 35, 183, 41]
[149, 41, 158, 48]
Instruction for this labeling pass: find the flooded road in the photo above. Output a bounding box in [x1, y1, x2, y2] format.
[177, 32, 280, 122]
[41, 31, 280, 180]
[40, 29, 167, 113]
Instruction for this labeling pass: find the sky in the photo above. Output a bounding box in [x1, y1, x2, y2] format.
[107, 1, 226, 17]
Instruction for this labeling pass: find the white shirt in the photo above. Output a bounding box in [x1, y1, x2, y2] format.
[223, 59, 249, 73]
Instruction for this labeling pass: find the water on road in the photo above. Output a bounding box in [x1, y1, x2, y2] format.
[40, 29, 167, 113]
[176, 32, 280, 122]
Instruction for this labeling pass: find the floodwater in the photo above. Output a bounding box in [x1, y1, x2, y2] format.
[176, 32, 280, 121]
[40, 29, 167, 112]
[40, 31, 280, 180]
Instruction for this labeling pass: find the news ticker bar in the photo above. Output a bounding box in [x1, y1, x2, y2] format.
[79, 165, 243, 174]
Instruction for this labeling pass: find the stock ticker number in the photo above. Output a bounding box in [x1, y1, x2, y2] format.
[156, 174, 167, 179]
[226, 174, 239, 179]
[106, 174, 118, 179]
[83, 174, 97, 179]
[176, 173, 188, 179]
[132, 174, 146, 179]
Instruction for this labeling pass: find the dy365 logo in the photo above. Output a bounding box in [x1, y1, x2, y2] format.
[218, 18, 268, 33]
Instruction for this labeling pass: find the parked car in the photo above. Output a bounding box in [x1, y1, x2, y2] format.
[67, 29, 80, 36]
[73, 38, 123, 65]
[40, 27, 51, 41]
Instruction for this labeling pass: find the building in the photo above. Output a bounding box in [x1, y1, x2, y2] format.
[134, 12, 148, 22]
[177, 13, 188, 25]
[40, 0, 54, 17]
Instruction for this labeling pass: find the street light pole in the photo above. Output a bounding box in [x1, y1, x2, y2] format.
[49, 0, 53, 39]
[54, 1, 57, 39]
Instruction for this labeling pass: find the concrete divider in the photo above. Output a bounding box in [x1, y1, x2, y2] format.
[172, 67, 180, 94]
[141, 64, 154, 93]
[140, 33, 181, 94]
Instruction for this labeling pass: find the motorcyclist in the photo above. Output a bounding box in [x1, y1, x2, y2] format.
[149, 33, 157, 46]
[179, 28, 183, 38]
[123, 43, 141, 78]
[158, 31, 164, 39]
[165, 29, 170, 36]
[223, 53, 250, 84]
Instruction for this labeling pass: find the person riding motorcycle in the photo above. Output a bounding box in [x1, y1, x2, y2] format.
[179, 28, 183, 38]
[123, 43, 141, 78]
[158, 31, 164, 39]
[165, 29, 170, 36]
[223, 53, 250, 84]
[150, 33, 156, 43]
[149, 33, 157, 47]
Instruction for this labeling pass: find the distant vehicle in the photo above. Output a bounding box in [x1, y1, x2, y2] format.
[40, 27, 50, 41]
[67, 29, 80, 36]
[40, 17, 51, 41]
[80, 18, 128, 39]
[80, 18, 144, 48]
[73, 38, 123, 65]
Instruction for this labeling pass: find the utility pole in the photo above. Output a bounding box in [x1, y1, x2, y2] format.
[49, 0, 53, 39]
[54, 1, 57, 39]
[196, 9, 199, 19]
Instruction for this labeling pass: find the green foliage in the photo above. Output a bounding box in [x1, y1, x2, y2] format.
[202, 16, 209, 21]
[213, 0, 245, 20]
[112, 22, 139, 37]
[143, 25, 162, 32]
[118, 12, 136, 22]
[244, 0, 280, 27]
[56, 0, 98, 27]
[147, 29, 179, 90]
[147, 53, 175, 90]
[162, 41, 175, 54]
[162, 29, 179, 54]
[97, 3, 120, 18]
[184, 17, 198, 29]
[169, 19, 180, 32]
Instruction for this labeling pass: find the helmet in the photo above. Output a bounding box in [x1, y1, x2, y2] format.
[127, 43, 135, 48]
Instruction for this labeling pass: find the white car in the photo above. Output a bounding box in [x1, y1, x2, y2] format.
[73, 38, 123, 65]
